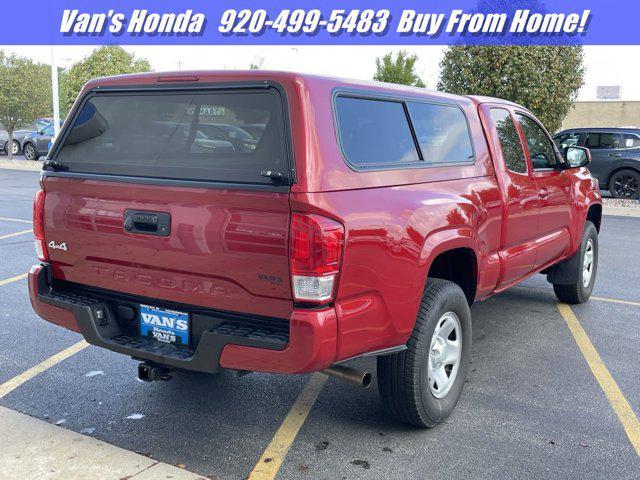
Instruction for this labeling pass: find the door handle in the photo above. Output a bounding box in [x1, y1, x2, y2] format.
[609, 153, 623, 157]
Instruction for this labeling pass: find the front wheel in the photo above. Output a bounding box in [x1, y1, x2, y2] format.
[608, 169, 640, 199]
[553, 221, 598, 304]
[23, 143, 39, 161]
[377, 278, 471, 427]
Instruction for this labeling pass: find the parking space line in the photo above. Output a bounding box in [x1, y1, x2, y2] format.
[0, 216, 31, 224]
[557, 303, 640, 456]
[0, 273, 28, 286]
[248, 373, 328, 479]
[0, 228, 32, 241]
[0, 341, 89, 399]
[591, 296, 640, 307]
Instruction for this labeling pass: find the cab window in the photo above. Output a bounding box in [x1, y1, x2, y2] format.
[516, 114, 557, 170]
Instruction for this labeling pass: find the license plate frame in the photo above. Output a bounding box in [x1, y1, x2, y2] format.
[139, 304, 190, 346]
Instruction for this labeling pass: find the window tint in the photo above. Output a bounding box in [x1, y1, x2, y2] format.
[516, 114, 557, 170]
[55, 90, 287, 184]
[622, 133, 640, 148]
[407, 102, 474, 164]
[585, 132, 622, 149]
[490, 108, 527, 174]
[335, 96, 419, 166]
[554, 132, 580, 149]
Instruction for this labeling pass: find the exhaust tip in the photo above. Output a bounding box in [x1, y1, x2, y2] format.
[362, 371, 372, 389]
[321, 365, 372, 389]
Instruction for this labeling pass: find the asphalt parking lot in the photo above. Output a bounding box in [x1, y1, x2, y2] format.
[1, 167, 639, 479]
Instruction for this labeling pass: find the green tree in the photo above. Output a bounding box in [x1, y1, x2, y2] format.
[374, 50, 425, 88]
[249, 56, 264, 70]
[62, 46, 151, 112]
[0, 51, 51, 159]
[438, 46, 584, 132]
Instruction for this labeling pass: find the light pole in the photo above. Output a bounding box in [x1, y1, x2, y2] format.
[50, 46, 61, 139]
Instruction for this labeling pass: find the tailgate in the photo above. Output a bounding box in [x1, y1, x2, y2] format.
[41, 84, 294, 319]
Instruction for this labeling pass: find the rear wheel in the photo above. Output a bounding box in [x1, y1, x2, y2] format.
[12, 140, 19, 155]
[608, 169, 640, 199]
[377, 278, 471, 427]
[23, 143, 38, 161]
[553, 221, 598, 304]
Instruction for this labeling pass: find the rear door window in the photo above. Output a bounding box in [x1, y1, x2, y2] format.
[407, 102, 474, 164]
[585, 132, 622, 149]
[54, 89, 290, 185]
[335, 96, 420, 167]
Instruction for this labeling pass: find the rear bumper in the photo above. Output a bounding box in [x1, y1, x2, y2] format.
[28, 265, 337, 374]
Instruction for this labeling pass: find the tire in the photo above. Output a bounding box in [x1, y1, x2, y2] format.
[377, 278, 471, 427]
[553, 221, 598, 304]
[608, 169, 640, 199]
[23, 143, 39, 161]
[12, 140, 20, 155]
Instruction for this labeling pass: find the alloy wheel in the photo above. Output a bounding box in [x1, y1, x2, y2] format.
[24, 144, 35, 160]
[613, 174, 638, 198]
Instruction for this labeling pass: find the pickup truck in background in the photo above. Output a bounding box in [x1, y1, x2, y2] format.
[28, 71, 602, 427]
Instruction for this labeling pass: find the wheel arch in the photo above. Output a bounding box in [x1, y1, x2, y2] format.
[586, 203, 602, 233]
[420, 229, 480, 305]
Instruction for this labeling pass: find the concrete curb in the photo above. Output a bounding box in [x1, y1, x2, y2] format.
[603, 205, 640, 218]
[0, 162, 42, 172]
[0, 406, 206, 480]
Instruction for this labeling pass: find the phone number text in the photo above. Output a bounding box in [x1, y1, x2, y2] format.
[218, 9, 391, 35]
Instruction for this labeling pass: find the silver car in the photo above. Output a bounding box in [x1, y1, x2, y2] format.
[0, 120, 52, 155]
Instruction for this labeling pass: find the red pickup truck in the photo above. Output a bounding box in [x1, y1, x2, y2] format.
[28, 71, 602, 427]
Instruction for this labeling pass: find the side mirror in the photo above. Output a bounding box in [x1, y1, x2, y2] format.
[564, 146, 591, 168]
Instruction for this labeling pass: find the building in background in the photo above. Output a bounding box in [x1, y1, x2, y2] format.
[562, 85, 640, 130]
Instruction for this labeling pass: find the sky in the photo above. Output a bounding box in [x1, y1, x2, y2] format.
[2, 45, 639, 101]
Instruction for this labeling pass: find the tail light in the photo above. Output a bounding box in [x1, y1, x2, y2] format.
[289, 213, 344, 304]
[33, 189, 48, 261]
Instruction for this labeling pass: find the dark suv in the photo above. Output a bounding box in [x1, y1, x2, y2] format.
[554, 128, 640, 198]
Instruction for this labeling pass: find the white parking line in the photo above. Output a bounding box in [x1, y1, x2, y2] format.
[0, 216, 31, 224]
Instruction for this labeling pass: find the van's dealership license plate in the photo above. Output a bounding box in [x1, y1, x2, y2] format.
[140, 304, 189, 345]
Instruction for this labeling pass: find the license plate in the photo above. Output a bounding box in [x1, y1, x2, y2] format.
[140, 304, 189, 345]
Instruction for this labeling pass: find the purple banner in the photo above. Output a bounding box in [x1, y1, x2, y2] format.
[1, 0, 637, 45]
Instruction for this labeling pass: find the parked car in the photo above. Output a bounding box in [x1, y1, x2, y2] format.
[28, 72, 602, 427]
[22, 123, 56, 160]
[554, 127, 640, 198]
[0, 119, 59, 155]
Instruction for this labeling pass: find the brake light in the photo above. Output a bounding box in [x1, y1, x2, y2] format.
[289, 213, 344, 304]
[33, 189, 48, 261]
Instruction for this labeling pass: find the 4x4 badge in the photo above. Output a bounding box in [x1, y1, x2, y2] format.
[48, 240, 68, 252]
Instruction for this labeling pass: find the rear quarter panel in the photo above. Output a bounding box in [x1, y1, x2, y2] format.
[290, 79, 503, 360]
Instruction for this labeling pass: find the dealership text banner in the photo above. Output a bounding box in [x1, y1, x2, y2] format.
[1, 1, 637, 45]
